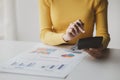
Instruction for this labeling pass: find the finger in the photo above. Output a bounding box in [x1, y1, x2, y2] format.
[73, 23, 84, 34]
[78, 20, 84, 26]
[68, 28, 76, 36]
[89, 48, 98, 51]
[84, 49, 92, 54]
[75, 20, 85, 33]
[76, 20, 83, 26]
[67, 23, 74, 34]
[76, 20, 84, 28]
[68, 23, 73, 29]
[73, 24, 80, 35]
[77, 25, 85, 33]
[89, 48, 103, 52]
[69, 23, 79, 36]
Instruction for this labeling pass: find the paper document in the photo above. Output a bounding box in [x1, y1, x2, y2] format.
[0, 44, 86, 79]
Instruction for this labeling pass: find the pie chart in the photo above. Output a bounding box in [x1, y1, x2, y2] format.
[61, 53, 75, 58]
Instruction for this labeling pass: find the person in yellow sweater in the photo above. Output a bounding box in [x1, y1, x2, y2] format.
[39, 0, 110, 58]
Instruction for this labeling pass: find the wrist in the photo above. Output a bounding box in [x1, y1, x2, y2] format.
[62, 34, 69, 42]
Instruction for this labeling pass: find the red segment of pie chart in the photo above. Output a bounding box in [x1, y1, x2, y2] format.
[61, 54, 75, 58]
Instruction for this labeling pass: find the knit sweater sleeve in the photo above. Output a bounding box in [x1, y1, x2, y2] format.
[38, 0, 66, 45]
[94, 0, 110, 48]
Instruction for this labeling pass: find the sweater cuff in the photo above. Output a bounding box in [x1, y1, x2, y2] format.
[102, 38, 110, 49]
[58, 33, 68, 44]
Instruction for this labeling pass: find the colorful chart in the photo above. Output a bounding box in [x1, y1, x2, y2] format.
[61, 53, 75, 58]
[31, 48, 56, 54]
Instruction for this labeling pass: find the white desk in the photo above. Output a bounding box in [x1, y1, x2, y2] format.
[0, 40, 120, 80]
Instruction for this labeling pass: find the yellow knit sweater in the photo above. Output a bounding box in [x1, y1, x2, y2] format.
[39, 0, 110, 48]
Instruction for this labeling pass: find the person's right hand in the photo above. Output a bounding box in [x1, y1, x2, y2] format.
[63, 20, 85, 42]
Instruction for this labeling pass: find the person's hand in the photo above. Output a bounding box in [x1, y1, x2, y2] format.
[84, 48, 106, 59]
[63, 20, 85, 42]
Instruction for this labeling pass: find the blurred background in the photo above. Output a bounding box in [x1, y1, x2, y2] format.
[0, 0, 120, 49]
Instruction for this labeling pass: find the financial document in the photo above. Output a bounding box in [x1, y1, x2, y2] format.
[0, 44, 86, 79]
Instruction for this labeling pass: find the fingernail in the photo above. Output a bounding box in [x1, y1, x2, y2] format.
[82, 30, 85, 33]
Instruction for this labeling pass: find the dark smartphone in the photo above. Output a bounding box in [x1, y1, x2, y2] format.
[77, 37, 103, 49]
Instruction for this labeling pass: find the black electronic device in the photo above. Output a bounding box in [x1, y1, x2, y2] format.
[77, 37, 103, 49]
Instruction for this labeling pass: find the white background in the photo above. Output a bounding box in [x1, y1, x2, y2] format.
[14, 0, 120, 49]
[16, 0, 40, 42]
[0, 0, 4, 39]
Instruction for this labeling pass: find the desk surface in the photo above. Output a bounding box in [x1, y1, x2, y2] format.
[0, 40, 120, 80]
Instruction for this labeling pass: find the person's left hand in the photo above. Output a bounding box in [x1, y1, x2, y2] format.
[84, 48, 105, 59]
